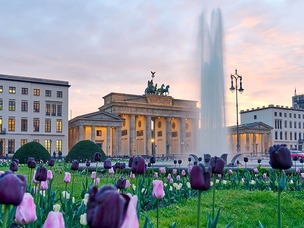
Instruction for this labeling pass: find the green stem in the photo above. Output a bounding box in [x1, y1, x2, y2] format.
[2, 204, 10, 228]
[157, 200, 159, 228]
[278, 170, 282, 228]
[72, 171, 75, 196]
[212, 174, 216, 220]
[197, 190, 202, 228]
[95, 162, 98, 177]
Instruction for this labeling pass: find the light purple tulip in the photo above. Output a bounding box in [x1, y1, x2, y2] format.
[262, 173, 267, 179]
[40, 181, 48, 191]
[169, 178, 174, 184]
[125, 180, 131, 188]
[91, 171, 96, 179]
[152, 180, 165, 200]
[296, 168, 301, 173]
[167, 174, 172, 180]
[120, 194, 139, 228]
[109, 167, 115, 174]
[218, 174, 222, 178]
[188, 166, 192, 173]
[64, 172, 71, 183]
[159, 167, 166, 174]
[15, 193, 37, 224]
[228, 169, 233, 175]
[181, 169, 186, 176]
[253, 168, 258, 173]
[32, 170, 39, 184]
[47, 170, 53, 180]
[176, 175, 181, 181]
[301, 173, 304, 179]
[94, 178, 100, 185]
[172, 169, 177, 174]
[154, 172, 158, 178]
[129, 172, 135, 179]
[43, 211, 65, 228]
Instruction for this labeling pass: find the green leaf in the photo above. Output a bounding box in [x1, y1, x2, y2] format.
[171, 221, 177, 228]
[259, 221, 265, 228]
[278, 171, 286, 192]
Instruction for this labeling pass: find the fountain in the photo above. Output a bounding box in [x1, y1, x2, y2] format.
[198, 9, 233, 162]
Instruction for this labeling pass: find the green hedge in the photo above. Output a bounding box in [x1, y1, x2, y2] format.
[12, 141, 51, 164]
[65, 140, 106, 162]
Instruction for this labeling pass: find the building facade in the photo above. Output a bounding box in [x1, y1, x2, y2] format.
[240, 104, 304, 151]
[68, 92, 199, 157]
[0, 74, 70, 156]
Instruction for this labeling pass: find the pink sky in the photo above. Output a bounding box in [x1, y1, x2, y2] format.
[0, 1, 303, 126]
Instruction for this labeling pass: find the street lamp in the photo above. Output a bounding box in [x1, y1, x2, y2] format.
[229, 69, 244, 153]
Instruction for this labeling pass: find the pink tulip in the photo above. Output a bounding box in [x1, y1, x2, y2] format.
[64, 172, 71, 183]
[169, 178, 174, 184]
[172, 169, 177, 174]
[262, 173, 267, 179]
[301, 173, 304, 179]
[154, 172, 158, 178]
[152, 180, 165, 199]
[253, 168, 258, 173]
[94, 178, 100, 185]
[40, 181, 48, 191]
[43, 211, 65, 228]
[181, 169, 186, 176]
[91, 171, 96, 179]
[47, 170, 53, 180]
[125, 180, 131, 188]
[187, 166, 192, 173]
[159, 167, 166, 174]
[228, 169, 233, 175]
[296, 168, 301, 173]
[167, 174, 172, 180]
[109, 167, 115, 174]
[120, 194, 139, 228]
[15, 193, 37, 224]
[218, 174, 222, 178]
[129, 172, 135, 179]
[32, 170, 39, 184]
[176, 175, 181, 181]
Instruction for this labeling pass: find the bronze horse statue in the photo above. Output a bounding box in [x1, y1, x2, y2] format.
[162, 85, 170, 95]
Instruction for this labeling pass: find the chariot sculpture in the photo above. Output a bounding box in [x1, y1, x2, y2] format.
[144, 71, 170, 96]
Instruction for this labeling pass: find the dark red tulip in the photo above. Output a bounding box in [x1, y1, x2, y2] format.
[131, 156, 146, 174]
[209, 156, 225, 174]
[173, 160, 177, 165]
[0, 171, 26, 206]
[10, 161, 18, 172]
[47, 159, 55, 167]
[94, 152, 101, 162]
[35, 166, 47, 182]
[27, 158, 36, 169]
[178, 159, 182, 165]
[104, 159, 111, 169]
[190, 164, 211, 190]
[116, 177, 126, 190]
[148, 162, 151, 167]
[128, 156, 134, 168]
[87, 185, 128, 228]
[268, 144, 293, 170]
[71, 160, 79, 171]
[149, 156, 156, 164]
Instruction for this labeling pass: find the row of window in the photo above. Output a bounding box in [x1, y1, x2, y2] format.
[274, 111, 304, 119]
[274, 131, 304, 141]
[0, 118, 62, 133]
[0, 100, 62, 116]
[274, 119, 304, 129]
[3, 139, 62, 154]
[0, 86, 63, 98]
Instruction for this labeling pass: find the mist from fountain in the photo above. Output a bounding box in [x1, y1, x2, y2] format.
[198, 9, 233, 162]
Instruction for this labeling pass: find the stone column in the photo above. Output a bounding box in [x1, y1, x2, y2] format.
[117, 126, 122, 155]
[130, 115, 136, 156]
[91, 125, 95, 142]
[262, 133, 265, 156]
[253, 133, 257, 155]
[246, 133, 250, 153]
[146, 115, 152, 155]
[107, 126, 111, 156]
[166, 117, 172, 155]
[79, 125, 84, 141]
[180, 118, 186, 155]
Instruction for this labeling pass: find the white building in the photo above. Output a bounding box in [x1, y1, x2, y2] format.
[0, 74, 70, 156]
[240, 104, 304, 151]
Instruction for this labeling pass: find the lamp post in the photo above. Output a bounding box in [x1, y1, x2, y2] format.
[229, 69, 244, 153]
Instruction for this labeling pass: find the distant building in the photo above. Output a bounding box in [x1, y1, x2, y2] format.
[240, 104, 304, 151]
[0, 74, 70, 156]
[292, 92, 304, 109]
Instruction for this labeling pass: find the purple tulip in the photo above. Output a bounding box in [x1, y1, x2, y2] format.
[47, 159, 55, 167]
[43, 211, 65, 228]
[94, 152, 102, 162]
[167, 173, 172, 180]
[198, 157, 202, 162]
[64, 172, 71, 183]
[152, 180, 165, 199]
[172, 169, 177, 174]
[159, 167, 166, 174]
[253, 168, 259, 173]
[128, 156, 134, 168]
[35, 166, 47, 182]
[71, 160, 79, 171]
[129, 172, 135, 179]
[190, 164, 211, 190]
[173, 160, 177, 165]
[150, 156, 156, 164]
[268, 144, 293, 170]
[262, 173, 267, 179]
[244, 157, 249, 163]
[104, 158, 112, 169]
[86, 185, 139, 228]
[27, 157, 36, 169]
[15, 192, 37, 224]
[109, 167, 115, 174]
[176, 175, 181, 181]
[13, 158, 19, 166]
[86, 160, 91, 167]
[131, 156, 146, 174]
[116, 177, 127, 189]
[181, 170, 186, 176]
[0, 171, 26, 206]
[228, 169, 233, 175]
[209, 156, 225, 174]
[296, 168, 301, 173]
[10, 161, 18, 172]
[178, 159, 182, 165]
[301, 173, 304, 179]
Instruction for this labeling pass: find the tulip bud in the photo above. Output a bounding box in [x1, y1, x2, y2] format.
[131, 156, 146, 174]
[80, 213, 87, 226]
[71, 160, 79, 171]
[178, 159, 182, 165]
[268, 144, 293, 170]
[152, 180, 165, 199]
[104, 158, 112, 169]
[190, 164, 211, 190]
[209, 156, 225, 174]
[86, 160, 91, 167]
[35, 166, 47, 182]
[10, 161, 18, 172]
[47, 159, 55, 167]
[47, 170, 53, 180]
[0, 171, 26, 206]
[173, 160, 177, 165]
[91, 171, 96, 179]
[94, 152, 101, 162]
[198, 157, 202, 162]
[64, 172, 71, 183]
[27, 158, 36, 169]
[159, 167, 166, 174]
[116, 177, 126, 189]
[150, 156, 156, 164]
[188, 157, 191, 162]
[244, 157, 249, 163]
[13, 158, 19, 166]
